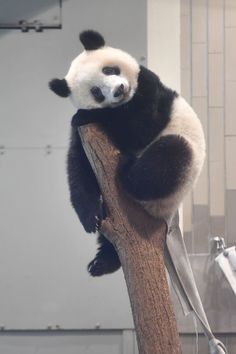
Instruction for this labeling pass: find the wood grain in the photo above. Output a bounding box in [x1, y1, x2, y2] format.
[79, 123, 182, 354]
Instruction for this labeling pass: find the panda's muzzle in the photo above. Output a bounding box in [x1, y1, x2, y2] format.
[113, 84, 125, 98]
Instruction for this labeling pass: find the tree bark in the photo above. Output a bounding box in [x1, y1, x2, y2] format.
[79, 123, 182, 354]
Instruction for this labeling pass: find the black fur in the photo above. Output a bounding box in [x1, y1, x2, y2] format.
[68, 66, 189, 277]
[67, 132, 119, 275]
[102, 66, 120, 76]
[49, 78, 71, 97]
[80, 30, 105, 50]
[67, 128, 102, 233]
[88, 234, 121, 276]
[90, 86, 105, 103]
[72, 66, 178, 153]
[118, 135, 192, 200]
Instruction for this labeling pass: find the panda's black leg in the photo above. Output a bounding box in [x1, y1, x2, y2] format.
[67, 127, 103, 233]
[118, 134, 192, 201]
[88, 233, 121, 277]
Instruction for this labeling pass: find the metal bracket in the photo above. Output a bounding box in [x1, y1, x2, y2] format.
[210, 236, 226, 254]
[45, 145, 52, 155]
[19, 20, 28, 32]
[0, 20, 61, 32]
[33, 20, 43, 32]
[19, 20, 42, 32]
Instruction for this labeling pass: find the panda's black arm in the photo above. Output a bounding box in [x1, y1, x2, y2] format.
[71, 107, 120, 127]
[67, 126, 102, 233]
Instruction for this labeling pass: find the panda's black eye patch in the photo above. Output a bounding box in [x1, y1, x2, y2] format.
[102, 66, 120, 76]
[90, 86, 105, 103]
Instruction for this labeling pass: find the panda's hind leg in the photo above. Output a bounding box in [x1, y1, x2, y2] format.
[118, 134, 192, 201]
[88, 233, 121, 276]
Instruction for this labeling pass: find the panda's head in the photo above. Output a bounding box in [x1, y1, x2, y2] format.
[49, 30, 140, 109]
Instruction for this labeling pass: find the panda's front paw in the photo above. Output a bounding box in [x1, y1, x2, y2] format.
[79, 199, 105, 233]
[71, 109, 97, 127]
[80, 212, 100, 233]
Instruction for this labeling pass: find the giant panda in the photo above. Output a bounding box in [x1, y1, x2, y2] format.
[49, 30, 205, 277]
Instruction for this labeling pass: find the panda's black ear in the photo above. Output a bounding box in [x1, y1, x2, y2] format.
[49, 78, 71, 97]
[79, 30, 105, 50]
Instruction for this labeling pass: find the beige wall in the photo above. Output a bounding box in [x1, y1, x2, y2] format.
[147, 0, 180, 91]
[181, 0, 236, 252]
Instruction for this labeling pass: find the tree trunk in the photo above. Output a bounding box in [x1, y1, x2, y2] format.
[79, 123, 182, 354]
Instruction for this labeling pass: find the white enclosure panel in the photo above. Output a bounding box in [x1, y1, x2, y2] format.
[0, 0, 146, 147]
[0, 149, 133, 329]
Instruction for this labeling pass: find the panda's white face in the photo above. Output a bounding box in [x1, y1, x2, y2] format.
[65, 46, 140, 109]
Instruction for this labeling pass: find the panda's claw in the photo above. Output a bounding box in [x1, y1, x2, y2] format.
[87, 257, 106, 277]
[80, 197, 105, 233]
[81, 213, 98, 233]
[95, 215, 101, 231]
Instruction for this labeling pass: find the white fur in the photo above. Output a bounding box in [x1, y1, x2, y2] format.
[65, 46, 140, 109]
[161, 96, 205, 187]
[141, 96, 205, 219]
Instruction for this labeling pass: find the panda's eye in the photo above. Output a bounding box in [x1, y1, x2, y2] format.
[90, 86, 105, 103]
[102, 66, 120, 76]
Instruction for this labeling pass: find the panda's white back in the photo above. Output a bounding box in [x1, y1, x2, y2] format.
[141, 96, 205, 220]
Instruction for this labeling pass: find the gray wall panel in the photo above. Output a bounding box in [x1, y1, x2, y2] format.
[226, 190, 236, 246]
[0, 0, 146, 330]
[172, 255, 236, 333]
[0, 0, 146, 147]
[0, 149, 133, 329]
[0, 331, 123, 354]
[180, 335, 194, 354]
[0, 331, 232, 354]
[184, 231, 193, 254]
[192, 205, 210, 253]
[210, 216, 225, 237]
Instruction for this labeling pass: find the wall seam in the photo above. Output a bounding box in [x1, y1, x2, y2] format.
[190, 0, 194, 253]
[206, 0, 211, 252]
[223, 0, 227, 243]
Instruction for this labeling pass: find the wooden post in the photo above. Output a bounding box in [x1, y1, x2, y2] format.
[79, 123, 182, 354]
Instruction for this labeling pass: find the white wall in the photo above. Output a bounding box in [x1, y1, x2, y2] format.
[147, 0, 180, 91]
[147, 0, 182, 228]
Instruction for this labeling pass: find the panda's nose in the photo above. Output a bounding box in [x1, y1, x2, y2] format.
[113, 84, 124, 98]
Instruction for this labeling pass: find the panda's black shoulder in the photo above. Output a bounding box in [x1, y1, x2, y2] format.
[132, 65, 178, 123]
[136, 65, 178, 102]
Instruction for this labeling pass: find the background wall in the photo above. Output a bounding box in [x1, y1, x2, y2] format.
[0, 0, 149, 332]
[0, 0, 180, 353]
[180, 0, 236, 352]
[181, 0, 236, 253]
[0, 0, 145, 352]
[1, 0, 236, 353]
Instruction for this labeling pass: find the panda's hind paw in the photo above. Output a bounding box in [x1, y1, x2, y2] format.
[87, 255, 121, 277]
[87, 258, 106, 277]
